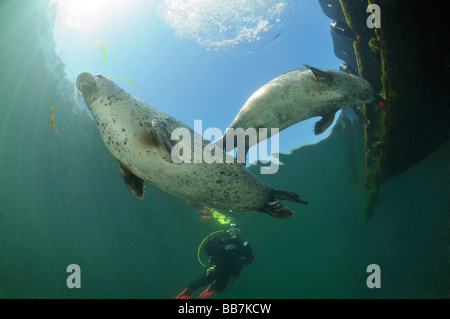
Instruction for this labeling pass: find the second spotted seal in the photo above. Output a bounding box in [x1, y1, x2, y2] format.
[216, 65, 378, 155]
[76, 72, 307, 218]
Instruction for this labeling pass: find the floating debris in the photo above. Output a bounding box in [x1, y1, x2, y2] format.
[50, 104, 63, 140]
[96, 40, 139, 88]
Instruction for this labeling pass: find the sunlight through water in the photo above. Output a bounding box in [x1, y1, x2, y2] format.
[50, 0, 140, 30]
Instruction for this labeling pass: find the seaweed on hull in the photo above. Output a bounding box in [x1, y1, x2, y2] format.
[322, 0, 449, 222]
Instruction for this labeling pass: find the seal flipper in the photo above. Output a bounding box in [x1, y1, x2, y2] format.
[314, 112, 336, 135]
[150, 119, 181, 164]
[303, 64, 332, 82]
[151, 119, 173, 157]
[258, 202, 294, 218]
[271, 189, 308, 205]
[258, 189, 308, 218]
[119, 162, 144, 199]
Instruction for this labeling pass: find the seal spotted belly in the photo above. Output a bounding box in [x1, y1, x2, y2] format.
[216, 65, 378, 155]
[76, 72, 307, 218]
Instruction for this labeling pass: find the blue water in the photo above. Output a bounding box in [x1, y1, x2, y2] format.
[0, 1, 448, 299]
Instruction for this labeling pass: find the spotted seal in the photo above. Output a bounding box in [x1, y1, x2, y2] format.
[76, 72, 308, 218]
[216, 65, 377, 155]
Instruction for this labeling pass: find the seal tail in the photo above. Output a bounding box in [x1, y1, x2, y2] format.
[271, 189, 308, 205]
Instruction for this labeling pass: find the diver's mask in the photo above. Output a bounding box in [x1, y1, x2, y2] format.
[227, 223, 240, 238]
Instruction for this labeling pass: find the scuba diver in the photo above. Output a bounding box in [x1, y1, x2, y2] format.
[176, 224, 254, 299]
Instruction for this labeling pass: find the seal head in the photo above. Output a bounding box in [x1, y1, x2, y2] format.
[76, 72, 107, 106]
